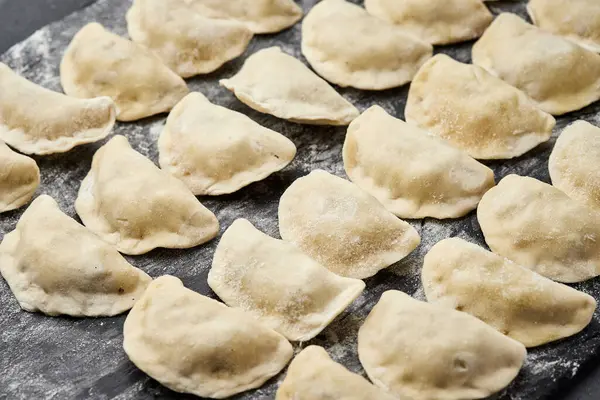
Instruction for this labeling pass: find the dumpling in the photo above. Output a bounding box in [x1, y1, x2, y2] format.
[343, 105, 495, 219]
[478, 174, 600, 283]
[358, 290, 526, 400]
[423, 238, 597, 347]
[0, 195, 151, 316]
[220, 47, 359, 126]
[61, 23, 189, 122]
[0, 140, 39, 212]
[528, 0, 600, 52]
[179, 0, 302, 34]
[549, 120, 600, 210]
[364, 0, 493, 45]
[0, 62, 116, 155]
[75, 135, 219, 255]
[276, 345, 397, 400]
[405, 54, 555, 160]
[472, 13, 600, 115]
[278, 170, 421, 279]
[301, 0, 432, 90]
[123, 275, 293, 399]
[208, 219, 365, 341]
[126, 0, 253, 78]
[158, 92, 296, 196]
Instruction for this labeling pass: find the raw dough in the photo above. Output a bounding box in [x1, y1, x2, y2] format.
[0, 140, 39, 212]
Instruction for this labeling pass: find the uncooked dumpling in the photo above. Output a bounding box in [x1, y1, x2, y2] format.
[276, 345, 397, 400]
[405, 54, 555, 159]
[344, 105, 495, 219]
[220, 47, 359, 126]
[0, 62, 115, 155]
[158, 92, 296, 196]
[278, 170, 420, 279]
[528, 0, 600, 52]
[478, 174, 600, 283]
[423, 238, 597, 347]
[126, 0, 253, 78]
[358, 290, 526, 400]
[61, 23, 189, 122]
[123, 275, 293, 399]
[75, 135, 219, 255]
[0, 195, 151, 316]
[301, 0, 432, 90]
[365, 0, 493, 45]
[472, 13, 600, 115]
[0, 140, 39, 212]
[549, 120, 600, 210]
[208, 219, 365, 341]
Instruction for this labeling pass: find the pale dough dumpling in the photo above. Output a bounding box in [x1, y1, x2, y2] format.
[123, 275, 293, 399]
[549, 120, 600, 210]
[478, 174, 600, 283]
[344, 105, 495, 219]
[208, 219, 365, 341]
[276, 345, 397, 400]
[405, 54, 555, 160]
[472, 13, 600, 115]
[75, 135, 219, 255]
[423, 238, 597, 347]
[0, 140, 39, 212]
[220, 47, 359, 126]
[278, 170, 421, 279]
[0, 195, 151, 316]
[358, 290, 526, 400]
[126, 0, 253, 78]
[528, 0, 600, 52]
[301, 0, 432, 90]
[158, 92, 296, 196]
[0, 63, 116, 155]
[61, 23, 189, 122]
[365, 0, 493, 45]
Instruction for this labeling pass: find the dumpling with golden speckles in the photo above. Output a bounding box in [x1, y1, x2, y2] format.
[0, 140, 39, 212]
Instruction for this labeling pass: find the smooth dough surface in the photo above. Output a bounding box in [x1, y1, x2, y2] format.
[127, 0, 253, 78]
[358, 290, 526, 400]
[301, 0, 432, 90]
[365, 0, 493, 45]
[423, 238, 597, 347]
[276, 345, 397, 400]
[344, 105, 495, 219]
[472, 13, 600, 115]
[0, 140, 39, 213]
[478, 174, 600, 283]
[158, 92, 296, 196]
[278, 170, 421, 279]
[61, 23, 189, 121]
[220, 47, 359, 126]
[208, 219, 365, 341]
[123, 275, 293, 399]
[0, 62, 116, 155]
[0, 195, 151, 316]
[405, 54, 555, 160]
[549, 120, 600, 210]
[75, 135, 219, 255]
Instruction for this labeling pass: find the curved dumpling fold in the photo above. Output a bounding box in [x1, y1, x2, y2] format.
[278, 170, 421, 279]
[0, 195, 151, 316]
[220, 47, 359, 126]
[61, 23, 189, 121]
[0, 63, 115, 155]
[123, 275, 293, 399]
[158, 92, 296, 195]
[208, 218, 365, 341]
[301, 0, 432, 90]
[75, 135, 219, 255]
[344, 105, 495, 218]
[0, 140, 39, 212]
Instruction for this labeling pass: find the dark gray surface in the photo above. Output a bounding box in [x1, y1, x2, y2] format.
[1, 1, 600, 399]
